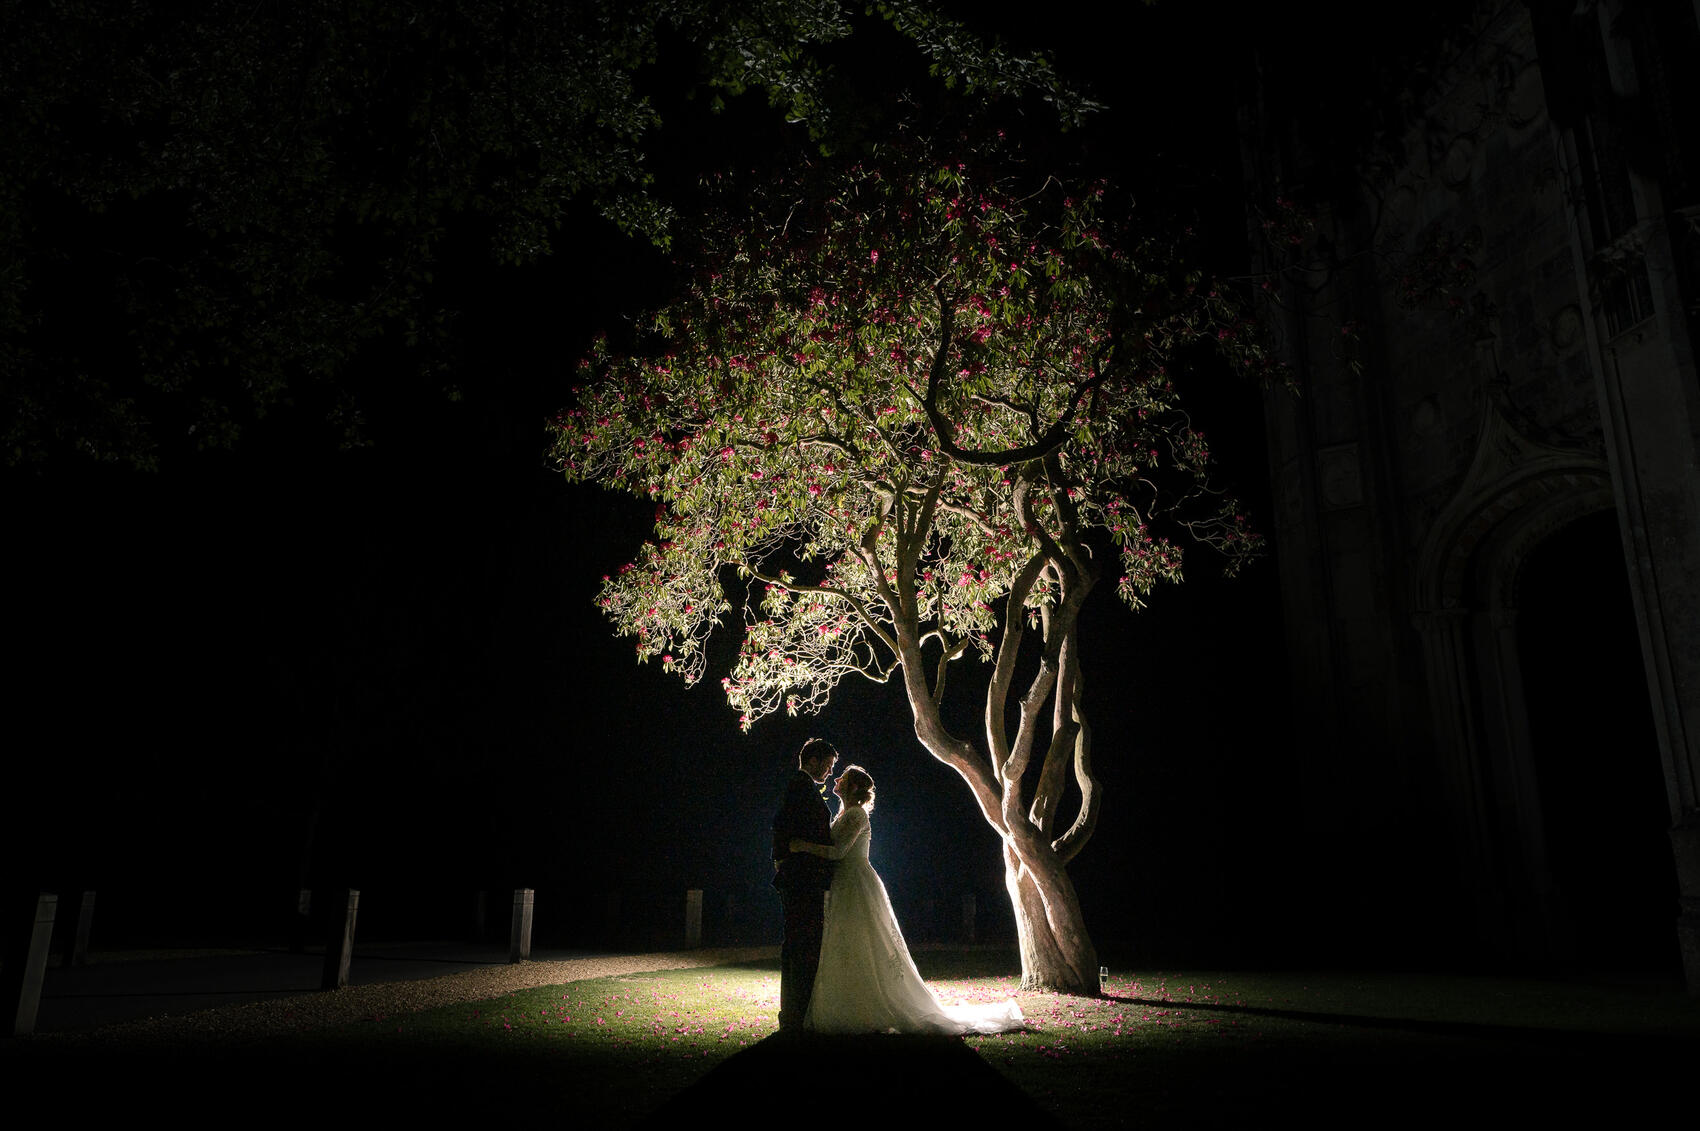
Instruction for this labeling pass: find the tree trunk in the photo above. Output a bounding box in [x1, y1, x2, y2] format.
[1004, 837, 1099, 993]
[893, 520, 1102, 995]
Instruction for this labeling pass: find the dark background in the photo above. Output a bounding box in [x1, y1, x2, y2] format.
[5, 2, 1415, 961]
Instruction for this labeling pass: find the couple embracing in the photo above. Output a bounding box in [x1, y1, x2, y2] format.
[771, 738, 1024, 1035]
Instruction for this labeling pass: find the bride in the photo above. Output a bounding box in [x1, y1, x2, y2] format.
[790, 764, 1024, 1035]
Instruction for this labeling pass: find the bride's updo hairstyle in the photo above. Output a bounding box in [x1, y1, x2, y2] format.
[841, 765, 875, 811]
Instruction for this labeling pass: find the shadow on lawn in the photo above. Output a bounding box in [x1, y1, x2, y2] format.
[642, 1032, 1065, 1129]
[1104, 991, 1696, 1050]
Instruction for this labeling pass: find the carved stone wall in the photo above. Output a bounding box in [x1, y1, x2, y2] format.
[1243, 0, 1700, 985]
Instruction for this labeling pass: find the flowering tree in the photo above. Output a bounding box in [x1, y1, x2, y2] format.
[553, 142, 1266, 993]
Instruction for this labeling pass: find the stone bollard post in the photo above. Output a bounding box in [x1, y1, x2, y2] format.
[290, 889, 312, 954]
[320, 889, 359, 990]
[510, 889, 534, 963]
[59, 890, 95, 967]
[685, 889, 703, 949]
[960, 892, 976, 944]
[4, 893, 58, 1036]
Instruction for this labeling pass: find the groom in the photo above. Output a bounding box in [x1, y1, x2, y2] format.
[771, 737, 838, 1033]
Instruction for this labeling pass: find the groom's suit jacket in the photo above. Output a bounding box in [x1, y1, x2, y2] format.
[771, 770, 834, 893]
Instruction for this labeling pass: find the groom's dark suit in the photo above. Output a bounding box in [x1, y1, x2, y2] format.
[772, 769, 833, 1030]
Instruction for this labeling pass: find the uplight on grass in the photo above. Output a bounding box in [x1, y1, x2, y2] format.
[279, 959, 1699, 1131]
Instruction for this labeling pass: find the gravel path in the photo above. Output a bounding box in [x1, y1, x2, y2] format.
[26, 945, 780, 1048]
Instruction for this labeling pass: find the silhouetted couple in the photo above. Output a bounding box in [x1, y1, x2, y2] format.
[770, 737, 1022, 1035]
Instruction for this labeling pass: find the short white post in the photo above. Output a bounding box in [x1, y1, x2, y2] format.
[5, 893, 57, 1036]
[510, 888, 534, 963]
[320, 889, 359, 989]
[685, 889, 703, 948]
[64, 890, 95, 966]
[290, 888, 311, 953]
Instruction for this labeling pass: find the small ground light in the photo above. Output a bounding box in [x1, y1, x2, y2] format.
[1099, 966, 1109, 992]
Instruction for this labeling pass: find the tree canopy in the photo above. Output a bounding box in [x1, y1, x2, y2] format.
[559, 140, 1267, 723]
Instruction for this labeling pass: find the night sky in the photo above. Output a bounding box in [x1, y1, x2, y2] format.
[8, 3, 1328, 957]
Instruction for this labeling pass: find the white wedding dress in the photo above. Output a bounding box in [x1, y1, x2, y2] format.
[802, 803, 1024, 1035]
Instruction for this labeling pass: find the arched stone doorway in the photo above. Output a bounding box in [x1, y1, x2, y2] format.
[1412, 395, 1642, 965]
[1518, 511, 1679, 972]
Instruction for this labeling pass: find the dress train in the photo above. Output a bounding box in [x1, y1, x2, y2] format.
[802, 804, 1024, 1035]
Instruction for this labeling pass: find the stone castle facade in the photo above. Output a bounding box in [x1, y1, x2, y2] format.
[1242, 0, 1700, 987]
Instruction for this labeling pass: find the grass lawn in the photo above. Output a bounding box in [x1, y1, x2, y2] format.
[9, 950, 1697, 1126]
